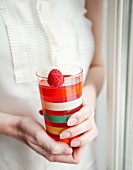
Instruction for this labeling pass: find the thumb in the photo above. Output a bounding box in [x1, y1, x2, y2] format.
[36, 113, 72, 154]
[48, 139, 73, 155]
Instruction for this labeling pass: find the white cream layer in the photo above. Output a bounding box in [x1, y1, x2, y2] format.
[42, 96, 82, 111]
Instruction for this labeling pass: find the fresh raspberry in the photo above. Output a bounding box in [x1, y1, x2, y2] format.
[47, 69, 64, 87]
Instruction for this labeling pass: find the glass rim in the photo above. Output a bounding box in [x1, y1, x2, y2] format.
[36, 65, 83, 80]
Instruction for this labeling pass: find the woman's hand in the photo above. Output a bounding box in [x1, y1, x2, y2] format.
[0, 112, 84, 164]
[60, 91, 98, 148]
[16, 116, 83, 164]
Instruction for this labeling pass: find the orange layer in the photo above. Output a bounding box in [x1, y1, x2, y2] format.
[45, 124, 67, 135]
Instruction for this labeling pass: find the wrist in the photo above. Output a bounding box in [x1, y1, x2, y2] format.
[83, 85, 97, 108]
[0, 112, 22, 138]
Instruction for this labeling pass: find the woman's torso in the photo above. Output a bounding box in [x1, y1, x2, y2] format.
[0, 0, 95, 169]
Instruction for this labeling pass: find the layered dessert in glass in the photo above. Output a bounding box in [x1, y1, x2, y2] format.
[36, 65, 83, 144]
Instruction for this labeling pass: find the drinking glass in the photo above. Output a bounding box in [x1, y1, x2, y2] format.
[36, 65, 83, 144]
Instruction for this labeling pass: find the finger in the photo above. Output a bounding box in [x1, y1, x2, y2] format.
[67, 105, 94, 126]
[29, 141, 51, 158]
[48, 146, 85, 164]
[70, 124, 98, 147]
[34, 130, 73, 155]
[48, 153, 78, 164]
[60, 118, 93, 139]
[72, 146, 85, 163]
[48, 140, 73, 155]
[30, 142, 81, 164]
[30, 141, 73, 163]
[30, 135, 84, 164]
[39, 110, 43, 116]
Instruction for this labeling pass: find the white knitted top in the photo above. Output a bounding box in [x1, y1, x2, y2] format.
[0, 0, 94, 83]
[0, 0, 95, 170]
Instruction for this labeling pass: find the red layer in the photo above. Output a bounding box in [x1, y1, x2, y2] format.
[39, 82, 82, 98]
[43, 104, 82, 116]
[40, 92, 82, 103]
[45, 119, 68, 127]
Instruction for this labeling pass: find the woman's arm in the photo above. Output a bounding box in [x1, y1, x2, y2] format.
[61, 0, 104, 149]
[0, 112, 21, 137]
[84, 0, 104, 107]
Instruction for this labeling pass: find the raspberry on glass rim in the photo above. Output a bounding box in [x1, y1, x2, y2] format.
[47, 69, 64, 87]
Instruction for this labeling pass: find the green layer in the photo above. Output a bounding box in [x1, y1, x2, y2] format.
[44, 113, 72, 123]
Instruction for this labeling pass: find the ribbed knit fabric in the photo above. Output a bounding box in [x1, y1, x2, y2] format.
[0, 0, 94, 83]
[0, 0, 52, 83]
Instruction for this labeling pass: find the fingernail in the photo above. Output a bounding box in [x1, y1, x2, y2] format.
[71, 141, 80, 147]
[60, 132, 70, 139]
[67, 118, 78, 126]
[62, 147, 73, 154]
